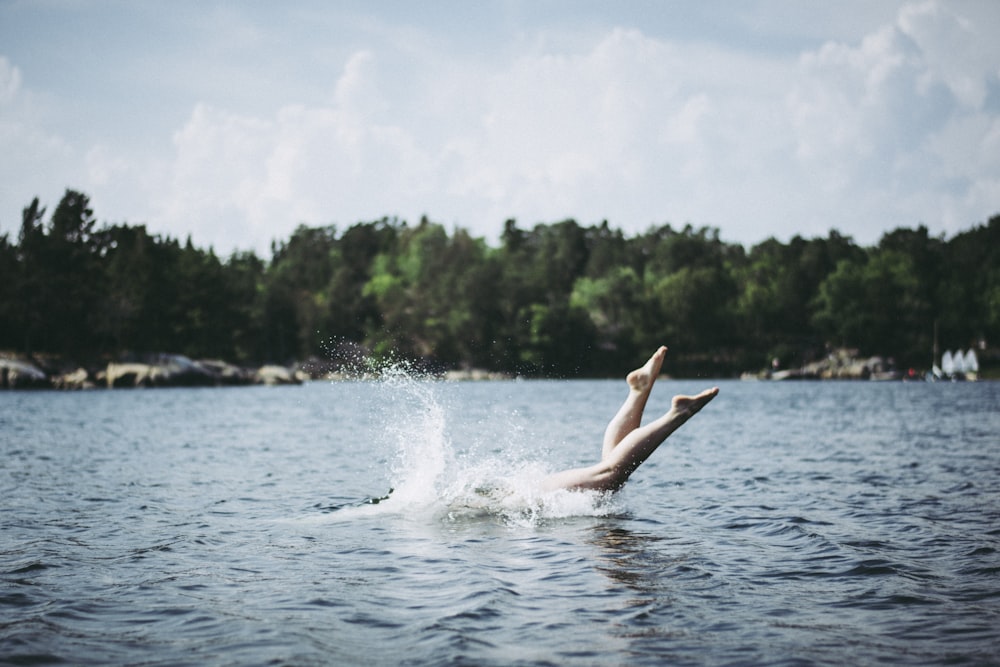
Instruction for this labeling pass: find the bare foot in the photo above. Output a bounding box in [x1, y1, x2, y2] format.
[627, 346, 668, 392]
[670, 386, 719, 420]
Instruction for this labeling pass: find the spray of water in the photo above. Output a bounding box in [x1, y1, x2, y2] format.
[337, 357, 622, 527]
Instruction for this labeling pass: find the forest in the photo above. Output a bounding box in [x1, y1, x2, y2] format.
[1, 189, 998, 378]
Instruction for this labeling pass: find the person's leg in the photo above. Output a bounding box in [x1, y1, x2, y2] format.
[599, 387, 718, 486]
[602, 346, 667, 460]
[540, 386, 719, 493]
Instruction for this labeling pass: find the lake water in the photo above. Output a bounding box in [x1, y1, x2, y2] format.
[2, 372, 999, 666]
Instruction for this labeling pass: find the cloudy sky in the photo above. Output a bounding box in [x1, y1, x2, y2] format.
[1, 0, 998, 257]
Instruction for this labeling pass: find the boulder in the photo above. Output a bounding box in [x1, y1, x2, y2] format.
[51, 367, 94, 390]
[198, 359, 254, 385]
[106, 362, 155, 388]
[744, 348, 902, 381]
[0, 358, 49, 389]
[107, 355, 219, 388]
[255, 365, 303, 385]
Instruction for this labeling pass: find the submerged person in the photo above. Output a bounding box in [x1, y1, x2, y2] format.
[540, 346, 718, 493]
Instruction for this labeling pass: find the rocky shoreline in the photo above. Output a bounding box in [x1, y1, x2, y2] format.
[740, 348, 915, 381]
[6, 347, 968, 389]
[1, 353, 307, 390]
[0, 352, 519, 390]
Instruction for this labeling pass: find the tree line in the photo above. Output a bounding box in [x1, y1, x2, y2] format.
[1, 189, 997, 377]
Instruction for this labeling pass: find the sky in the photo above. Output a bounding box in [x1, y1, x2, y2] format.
[1, 0, 998, 258]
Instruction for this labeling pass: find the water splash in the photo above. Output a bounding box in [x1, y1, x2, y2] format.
[337, 358, 621, 527]
[380, 363, 451, 507]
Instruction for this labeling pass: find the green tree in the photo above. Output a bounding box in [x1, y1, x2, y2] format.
[812, 249, 924, 362]
[224, 251, 267, 363]
[16, 190, 103, 357]
[582, 220, 631, 278]
[91, 223, 156, 354]
[570, 266, 642, 370]
[517, 301, 596, 375]
[0, 232, 19, 350]
[734, 231, 864, 369]
[363, 219, 501, 368]
[322, 218, 400, 346]
[263, 225, 338, 361]
[493, 219, 598, 373]
[3, 188, 995, 378]
[876, 226, 943, 365]
[644, 265, 739, 364]
[15, 197, 49, 354]
[736, 237, 798, 361]
[939, 215, 1000, 353]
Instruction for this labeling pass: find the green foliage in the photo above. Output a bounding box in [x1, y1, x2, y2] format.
[0, 232, 18, 350]
[822, 249, 928, 363]
[15, 191, 103, 357]
[3, 189, 998, 376]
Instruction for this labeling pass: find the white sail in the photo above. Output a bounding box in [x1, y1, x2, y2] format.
[964, 349, 979, 373]
[941, 350, 955, 376]
[954, 350, 967, 374]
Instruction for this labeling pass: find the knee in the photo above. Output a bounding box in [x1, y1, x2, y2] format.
[588, 462, 628, 492]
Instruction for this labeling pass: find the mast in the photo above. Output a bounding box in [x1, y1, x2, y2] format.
[933, 319, 939, 371]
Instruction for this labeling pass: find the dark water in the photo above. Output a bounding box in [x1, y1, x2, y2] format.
[2, 376, 999, 666]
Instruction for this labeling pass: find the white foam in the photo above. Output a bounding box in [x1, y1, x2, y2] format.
[342, 361, 621, 527]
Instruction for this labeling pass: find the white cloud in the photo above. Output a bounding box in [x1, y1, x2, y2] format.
[2, 1, 998, 254]
[781, 0, 1000, 237]
[0, 56, 81, 228]
[429, 28, 800, 237]
[85, 145, 129, 186]
[0, 56, 21, 105]
[152, 52, 434, 252]
[147, 2, 1000, 253]
[926, 111, 1000, 228]
[899, 0, 997, 109]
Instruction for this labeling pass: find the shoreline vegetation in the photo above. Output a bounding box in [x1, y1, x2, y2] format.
[1, 189, 998, 385]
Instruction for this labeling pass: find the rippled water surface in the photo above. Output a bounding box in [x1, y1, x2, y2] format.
[2, 376, 999, 666]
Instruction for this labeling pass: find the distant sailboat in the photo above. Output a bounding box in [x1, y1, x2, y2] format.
[964, 349, 979, 380]
[941, 350, 955, 377]
[937, 349, 978, 381]
[927, 323, 979, 381]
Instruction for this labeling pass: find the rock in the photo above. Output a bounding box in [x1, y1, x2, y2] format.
[255, 365, 303, 385]
[3, 352, 315, 389]
[744, 348, 901, 381]
[0, 357, 49, 389]
[107, 355, 219, 388]
[106, 362, 154, 388]
[51, 367, 94, 390]
[198, 359, 254, 385]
